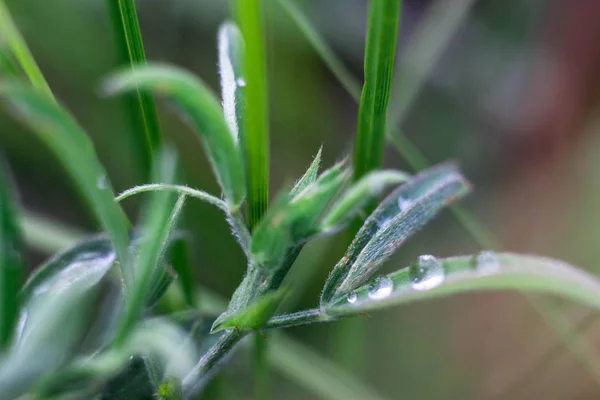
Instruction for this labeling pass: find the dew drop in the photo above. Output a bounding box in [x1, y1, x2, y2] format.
[368, 276, 393, 300]
[474, 250, 500, 273]
[397, 196, 411, 211]
[236, 78, 246, 87]
[347, 292, 358, 304]
[97, 174, 106, 189]
[411, 254, 444, 291]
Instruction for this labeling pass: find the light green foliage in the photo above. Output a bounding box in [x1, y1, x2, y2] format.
[213, 289, 287, 332]
[104, 66, 246, 208]
[289, 147, 323, 198]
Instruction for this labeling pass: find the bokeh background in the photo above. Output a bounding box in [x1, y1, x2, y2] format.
[3, 0, 600, 398]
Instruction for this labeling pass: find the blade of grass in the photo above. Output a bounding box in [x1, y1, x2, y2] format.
[0, 0, 53, 99]
[236, 0, 269, 231]
[0, 82, 131, 286]
[113, 148, 181, 347]
[19, 212, 391, 400]
[0, 160, 24, 349]
[353, 0, 400, 180]
[106, 0, 162, 174]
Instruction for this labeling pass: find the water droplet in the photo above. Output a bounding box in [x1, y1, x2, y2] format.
[347, 292, 358, 304]
[397, 196, 411, 211]
[411, 255, 444, 291]
[474, 251, 500, 273]
[368, 276, 393, 300]
[97, 174, 106, 189]
[236, 78, 246, 87]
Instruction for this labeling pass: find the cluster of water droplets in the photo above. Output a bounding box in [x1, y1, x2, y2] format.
[410, 254, 445, 291]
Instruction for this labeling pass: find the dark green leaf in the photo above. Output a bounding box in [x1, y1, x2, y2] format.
[289, 146, 322, 198]
[104, 66, 246, 208]
[321, 164, 470, 304]
[0, 160, 24, 349]
[321, 169, 409, 230]
[325, 253, 600, 316]
[0, 82, 131, 285]
[353, 0, 401, 179]
[146, 263, 177, 308]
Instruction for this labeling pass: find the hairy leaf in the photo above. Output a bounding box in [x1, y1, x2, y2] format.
[321, 164, 469, 304]
[289, 146, 322, 198]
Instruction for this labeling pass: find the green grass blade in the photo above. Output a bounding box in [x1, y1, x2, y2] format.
[104, 66, 246, 209]
[113, 148, 181, 346]
[0, 82, 130, 284]
[106, 0, 162, 173]
[0, 161, 24, 349]
[236, 0, 269, 230]
[353, 0, 400, 180]
[289, 146, 322, 198]
[0, 0, 53, 99]
[325, 253, 600, 317]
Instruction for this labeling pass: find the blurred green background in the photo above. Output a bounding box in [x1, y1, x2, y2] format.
[3, 0, 600, 398]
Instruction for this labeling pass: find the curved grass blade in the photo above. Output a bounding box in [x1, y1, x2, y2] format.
[0, 161, 24, 349]
[212, 288, 287, 332]
[353, 0, 400, 180]
[325, 253, 600, 317]
[0, 82, 131, 285]
[236, 0, 269, 230]
[106, 0, 162, 174]
[321, 169, 409, 230]
[289, 146, 322, 198]
[218, 21, 246, 145]
[322, 164, 470, 304]
[103, 65, 245, 208]
[113, 149, 182, 347]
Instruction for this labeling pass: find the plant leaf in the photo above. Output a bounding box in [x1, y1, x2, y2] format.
[212, 289, 287, 333]
[353, 0, 401, 180]
[289, 146, 322, 198]
[218, 21, 245, 145]
[0, 81, 131, 285]
[325, 253, 600, 316]
[103, 65, 246, 208]
[113, 148, 182, 346]
[321, 164, 470, 304]
[321, 169, 409, 230]
[0, 160, 24, 349]
[19, 235, 116, 304]
[236, 0, 269, 230]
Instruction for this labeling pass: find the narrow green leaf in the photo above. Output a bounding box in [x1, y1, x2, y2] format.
[0, 45, 21, 78]
[0, 82, 131, 285]
[167, 237, 196, 308]
[106, 0, 162, 174]
[0, 1, 53, 99]
[321, 169, 409, 229]
[218, 21, 246, 145]
[212, 288, 287, 332]
[325, 253, 600, 316]
[113, 148, 181, 346]
[289, 146, 322, 198]
[353, 0, 400, 180]
[146, 263, 177, 308]
[104, 66, 246, 208]
[0, 161, 24, 349]
[236, 0, 269, 230]
[322, 164, 470, 303]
